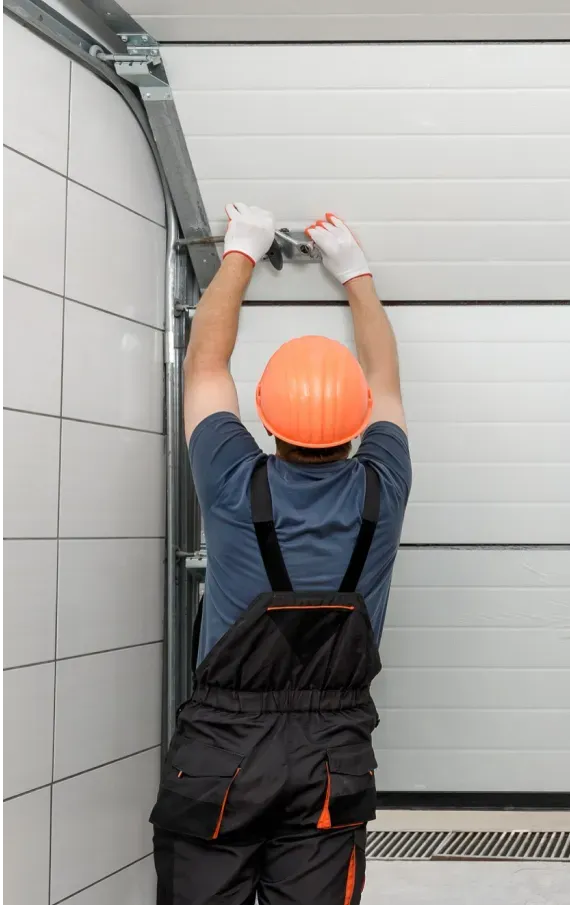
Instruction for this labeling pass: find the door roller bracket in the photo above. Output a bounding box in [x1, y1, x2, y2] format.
[176, 228, 322, 272]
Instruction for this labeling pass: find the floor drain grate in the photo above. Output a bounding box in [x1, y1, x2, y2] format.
[367, 830, 570, 862]
[366, 831, 451, 861]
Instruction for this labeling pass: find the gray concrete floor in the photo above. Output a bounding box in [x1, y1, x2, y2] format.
[362, 862, 570, 905]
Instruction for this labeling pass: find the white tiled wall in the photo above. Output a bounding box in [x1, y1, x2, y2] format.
[3, 15, 164, 904]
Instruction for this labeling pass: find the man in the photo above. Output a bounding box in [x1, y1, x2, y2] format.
[151, 203, 411, 905]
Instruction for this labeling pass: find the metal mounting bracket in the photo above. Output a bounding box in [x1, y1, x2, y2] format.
[179, 548, 208, 575]
[177, 229, 322, 266]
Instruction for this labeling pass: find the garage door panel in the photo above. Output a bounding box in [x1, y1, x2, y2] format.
[374, 549, 570, 788]
[189, 136, 570, 181]
[210, 221, 570, 263]
[411, 465, 570, 503]
[238, 381, 568, 424]
[202, 179, 570, 224]
[178, 90, 570, 137]
[392, 549, 570, 586]
[170, 43, 570, 301]
[373, 750, 569, 792]
[164, 44, 570, 91]
[381, 628, 569, 668]
[373, 669, 570, 709]
[232, 340, 570, 383]
[238, 305, 570, 344]
[386, 588, 570, 627]
[241, 261, 570, 302]
[403, 504, 568, 544]
[376, 710, 568, 750]
[408, 423, 568, 464]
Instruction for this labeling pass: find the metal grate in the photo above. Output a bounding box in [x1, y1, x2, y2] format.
[367, 830, 570, 862]
[366, 831, 451, 861]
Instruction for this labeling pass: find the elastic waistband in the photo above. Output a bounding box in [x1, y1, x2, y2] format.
[191, 686, 373, 713]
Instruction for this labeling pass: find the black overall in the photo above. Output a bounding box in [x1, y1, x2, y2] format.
[151, 458, 382, 905]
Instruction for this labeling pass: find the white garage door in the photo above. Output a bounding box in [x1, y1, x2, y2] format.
[162, 43, 570, 791]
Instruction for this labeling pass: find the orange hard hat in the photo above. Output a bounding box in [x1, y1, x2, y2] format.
[256, 336, 372, 448]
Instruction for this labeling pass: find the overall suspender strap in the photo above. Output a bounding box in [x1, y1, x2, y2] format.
[250, 458, 381, 595]
[190, 594, 204, 682]
[338, 464, 381, 593]
[250, 458, 294, 592]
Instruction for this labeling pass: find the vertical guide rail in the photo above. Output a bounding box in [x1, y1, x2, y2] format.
[181, 282, 204, 698]
[163, 197, 182, 747]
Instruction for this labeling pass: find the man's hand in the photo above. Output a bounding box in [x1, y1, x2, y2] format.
[305, 213, 372, 285]
[224, 202, 275, 267]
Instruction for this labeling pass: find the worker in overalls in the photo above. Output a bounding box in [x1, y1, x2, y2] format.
[151, 204, 411, 904]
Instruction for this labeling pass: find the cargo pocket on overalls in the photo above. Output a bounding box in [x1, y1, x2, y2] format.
[317, 744, 377, 829]
[150, 740, 244, 840]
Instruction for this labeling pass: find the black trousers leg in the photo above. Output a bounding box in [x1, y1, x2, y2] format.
[258, 826, 367, 905]
[154, 829, 261, 905]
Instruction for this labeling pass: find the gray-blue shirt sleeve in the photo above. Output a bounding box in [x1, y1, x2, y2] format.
[189, 412, 262, 511]
[355, 421, 412, 504]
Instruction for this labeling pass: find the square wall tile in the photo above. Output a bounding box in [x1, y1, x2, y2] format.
[3, 15, 70, 173]
[3, 410, 61, 538]
[59, 420, 165, 538]
[65, 183, 165, 328]
[54, 644, 162, 780]
[50, 748, 160, 903]
[62, 300, 163, 431]
[3, 147, 67, 295]
[69, 63, 165, 224]
[4, 788, 51, 905]
[3, 278, 63, 416]
[57, 538, 163, 658]
[4, 662, 55, 798]
[4, 540, 57, 668]
[62, 857, 156, 905]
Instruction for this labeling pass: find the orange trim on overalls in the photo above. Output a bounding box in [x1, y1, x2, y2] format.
[211, 768, 240, 840]
[344, 845, 357, 905]
[317, 764, 332, 829]
[267, 605, 355, 612]
[317, 763, 365, 831]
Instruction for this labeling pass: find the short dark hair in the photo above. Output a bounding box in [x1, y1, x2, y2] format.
[275, 438, 351, 464]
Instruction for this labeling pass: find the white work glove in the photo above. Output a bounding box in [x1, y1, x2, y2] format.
[305, 213, 372, 285]
[223, 202, 275, 266]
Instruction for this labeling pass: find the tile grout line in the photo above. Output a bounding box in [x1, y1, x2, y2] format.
[3, 407, 165, 437]
[4, 536, 166, 541]
[4, 745, 161, 804]
[3, 639, 164, 672]
[51, 854, 152, 905]
[3, 143, 166, 229]
[48, 59, 73, 905]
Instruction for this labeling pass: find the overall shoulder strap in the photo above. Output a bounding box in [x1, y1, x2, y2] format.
[339, 464, 381, 593]
[190, 594, 204, 683]
[250, 458, 293, 592]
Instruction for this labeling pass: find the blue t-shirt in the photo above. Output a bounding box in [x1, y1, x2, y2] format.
[190, 413, 412, 665]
